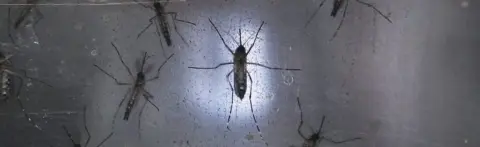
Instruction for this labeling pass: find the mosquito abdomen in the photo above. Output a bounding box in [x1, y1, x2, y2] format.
[331, 0, 343, 17]
[0, 71, 11, 100]
[234, 72, 247, 99]
[159, 17, 172, 46]
[123, 99, 135, 120]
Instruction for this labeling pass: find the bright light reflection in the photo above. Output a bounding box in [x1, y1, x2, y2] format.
[190, 18, 273, 127]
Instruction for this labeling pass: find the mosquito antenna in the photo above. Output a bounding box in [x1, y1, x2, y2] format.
[140, 52, 148, 71]
[239, 28, 242, 46]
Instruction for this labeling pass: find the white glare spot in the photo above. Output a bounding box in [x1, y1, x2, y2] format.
[26, 82, 33, 87]
[461, 1, 469, 8]
[464, 139, 468, 144]
[91, 50, 98, 56]
[282, 71, 294, 86]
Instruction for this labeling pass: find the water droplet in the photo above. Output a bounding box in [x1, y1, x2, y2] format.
[461, 1, 469, 8]
[245, 133, 254, 140]
[74, 23, 84, 31]
[91, 50, 98, 56]
[282, 71, 294, 86]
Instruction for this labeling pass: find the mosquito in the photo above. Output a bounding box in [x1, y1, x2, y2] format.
[0, 50, 52, 130]
[8, 0, 44, 45]
[62, 106, 114, 147]
[304, 0, 392, 41]
[135, 0, 196, 56]
[93, 42, 174, 136]
[296, 96, 361, 147]
[188, 18, 301, 146]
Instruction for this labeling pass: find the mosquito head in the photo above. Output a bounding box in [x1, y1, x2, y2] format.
[137, 72, 145, 80]
[235, 45, 246, 55]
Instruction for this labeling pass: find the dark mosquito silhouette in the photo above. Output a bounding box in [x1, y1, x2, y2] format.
[135, 0, 196, 56]
[304, 0, 392, 41]
[62, 106, 114, 147]
[93, 42, 174, 137]
[0, 50, 52, 130]
[7, 0, 44, 45]
[188, 18, 302, 146]
[296, 97, 361, 147]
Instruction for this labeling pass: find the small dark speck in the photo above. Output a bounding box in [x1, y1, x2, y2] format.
[346, 92, 349, 96]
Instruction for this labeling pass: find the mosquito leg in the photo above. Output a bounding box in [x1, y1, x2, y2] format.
[324, 136, 362, 144]
[318, 115, 326, 133]
[247, 62, 301, 71]
[304, 0, 327, 28]
[0, 54, 13, 63]
[111, 42, 135, 79]
[208, 18, 234, 55]
[32, 7, 43, 27]
[143, 91, 160, 111]
[93, 65, 132, 85]
[83, 106, 91, 147]
[296, 96, 307, 139]
[188, 62, 233, 70]
[137, 16, 156, 39]
[225, 69, 233, 131]
[330, 0, 349, 41]
[246, 71, 269, 146]
[5, 68, 52, 87]
[242, 31, 264, 48]
[246, 21, 265, 55]
[222, 29, 240, 47]
[8, 7, 17, 46]
[143, 89, 154, 98]
[96, 132, 114, 147]
[132, 0, 152, 9]
[167, 12, 192, 46]
[14, 7, 31, 29]
[62, 125, 77, 145]
[163, 0, 172, 7]
[112, 87, 132, 127]
[167, 12, 196, 26]
[12, 75, 41, 130]
[138, 100, 147, 140]
[147, 53, 174, 81]
[355, 0, 392, 23]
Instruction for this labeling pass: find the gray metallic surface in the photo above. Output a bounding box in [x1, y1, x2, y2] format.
[0, 0, 479, 146]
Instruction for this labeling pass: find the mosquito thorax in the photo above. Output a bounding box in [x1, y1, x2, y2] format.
[137, 72, 145, 80]
[309, 133, 320, 141]
[153, 2, 163, 10]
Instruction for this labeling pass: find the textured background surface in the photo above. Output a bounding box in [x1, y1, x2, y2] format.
[0, 0, 479, 147]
